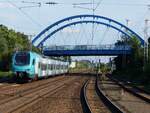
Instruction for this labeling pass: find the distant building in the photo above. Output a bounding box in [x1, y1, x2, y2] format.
[69, 62, 76, 68]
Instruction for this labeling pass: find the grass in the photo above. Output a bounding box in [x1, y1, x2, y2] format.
[0, 71, 13, 78]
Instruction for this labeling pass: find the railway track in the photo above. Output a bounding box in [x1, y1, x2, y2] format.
[0, 76, 77, 113]
[1, 73, 148, 113]
[80, 76, 123, 113]
[0, 76, 66, 104]
[0, 76, 66, 97]
[0, 83, 17, 89]
[99, 75, 150, 113]
[15, 76, 88, 113]
[107, 75, 150, 103]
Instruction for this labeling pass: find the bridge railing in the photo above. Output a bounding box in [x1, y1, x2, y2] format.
[43, 44, 131, 51]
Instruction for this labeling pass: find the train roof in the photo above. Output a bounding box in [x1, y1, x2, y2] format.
[14, 51, 69, 63]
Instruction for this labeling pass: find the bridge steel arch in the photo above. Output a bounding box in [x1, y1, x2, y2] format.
[32, 14, 145, 47]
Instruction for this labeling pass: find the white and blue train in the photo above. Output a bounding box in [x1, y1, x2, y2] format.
[12, 51, 69, 80]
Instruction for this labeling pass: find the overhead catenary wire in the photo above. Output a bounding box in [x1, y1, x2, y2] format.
[1, 1, 150, 7]
[7, 0, 42, 28]
[94, 0, 103, 11]
[21, 1, 41, 4]
[91, 0, 95, 45]
[19, 5, 41, 9]
[4, 1, 149, 44]
[71, 2, 149, 7]
[73, 6, 93, 10]
[99, 26, 110, 45]
[19, 1, 41, 9]
[91, 0, 103, 45]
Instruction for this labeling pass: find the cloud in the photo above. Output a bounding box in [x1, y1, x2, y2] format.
[0, 2, 18, 21]
[1, 13, 17, 20]
[0, 2, 13, 8]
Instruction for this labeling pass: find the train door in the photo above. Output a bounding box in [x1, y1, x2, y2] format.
[46, 59, 49, 77]
[38, 58, 42, 77]
[49, 60, 53, 76]
[34, 57, 39, 76]
[42, 58, 47, 77]
[53, 60, 56, 75]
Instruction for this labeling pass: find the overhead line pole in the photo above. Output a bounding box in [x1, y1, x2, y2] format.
[91, 0, 103, 45]
[91, 0, 95, 45]
[122, 19, 130, 69]
[144, 19, 149, 62]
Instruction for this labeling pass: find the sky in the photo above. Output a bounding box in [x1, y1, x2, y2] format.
[0, 0, 149, 35]
[0, 0, 150, 62]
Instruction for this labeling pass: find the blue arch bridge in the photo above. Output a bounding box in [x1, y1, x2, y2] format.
[32, 14, 144, 56]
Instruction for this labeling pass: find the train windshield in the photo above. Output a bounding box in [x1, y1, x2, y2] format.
[15, 52, 30, 66]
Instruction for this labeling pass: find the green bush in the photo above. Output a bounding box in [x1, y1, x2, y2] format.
[0, 71, 13, 78]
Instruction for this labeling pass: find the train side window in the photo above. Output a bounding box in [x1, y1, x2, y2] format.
[38, 62, 41, 68]
[48, 64, 50, 69]
[49, 64, 51, 70]
[51, 64, 53, 70]
[32, 59, 35, 65]
[53, 64, 55, 70]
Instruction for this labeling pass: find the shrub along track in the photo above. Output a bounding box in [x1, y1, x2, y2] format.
[98, 75, 150, 113]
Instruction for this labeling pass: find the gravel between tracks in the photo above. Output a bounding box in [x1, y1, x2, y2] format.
[17, 76, 88, 113]
[0, 75, 89, 113]
[124, 85, 150, 100]
[99, 76, 150, 113]
[0, 76, 66, 105]
[0, 76, 65, 96]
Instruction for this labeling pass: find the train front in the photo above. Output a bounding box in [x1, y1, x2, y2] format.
[12, 51, 32, 79]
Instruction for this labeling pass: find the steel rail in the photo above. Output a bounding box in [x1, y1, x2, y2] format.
[106, 75, 150, 103]
[95, 75, 124, 113]
[80, 80, 92, 113]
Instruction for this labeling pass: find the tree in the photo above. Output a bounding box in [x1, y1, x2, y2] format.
[143, 37, 150, 84]
[0, 37, 8, 59]
[0, 24, 40, 71]
[113, 36, 143, 80]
